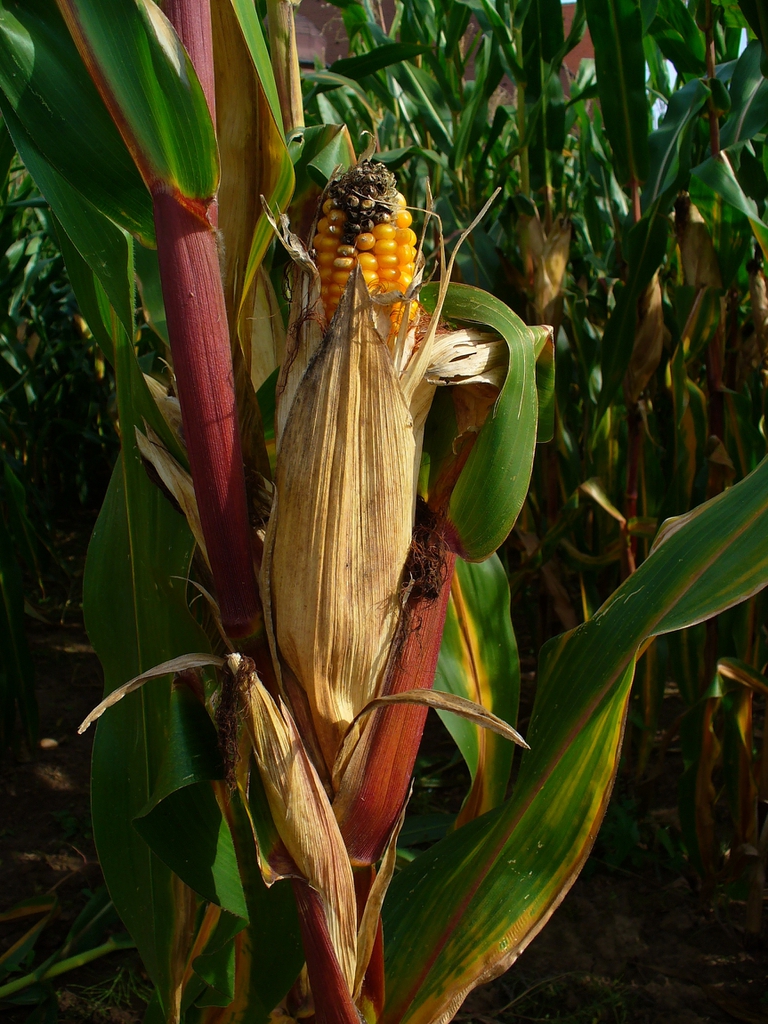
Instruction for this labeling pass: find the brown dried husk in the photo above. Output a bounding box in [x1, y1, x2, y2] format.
[623, 272, 665, 405]
[262, 269, 416, 774]
[236, 655, 358, 994]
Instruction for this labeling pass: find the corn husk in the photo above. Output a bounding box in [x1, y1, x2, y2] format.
[675, 194, 722, 291]
[233, 654, 358, 994]
[262, 269, 416, 772]
[623, 272, 665, 404]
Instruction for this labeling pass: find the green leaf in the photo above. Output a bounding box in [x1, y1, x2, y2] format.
[648, 0, 707, 76]
[643, 78, 711, 211]
[720, 40, 768, 149]
[133, 685, 248, 920]
[8, 117, 136, 347]
[435, 555, 520, 826]
[0, 0, 153, 243]
[535, 328, 556, 444]
[596, 206, 669, 427]
[420, 283, 538, 561]
[736, 0, 768, 62]
[382, 456, 768, 1024]
[585, 0, 649, 186]
[689, 175, 752, 289]
[57, 0, 218, 199]
[691, 155, 768, 264]
[329, 42, 430, 79]
[80, 244, 211, 1012]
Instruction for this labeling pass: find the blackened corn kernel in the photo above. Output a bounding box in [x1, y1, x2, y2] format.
[313, 161, 418, 326]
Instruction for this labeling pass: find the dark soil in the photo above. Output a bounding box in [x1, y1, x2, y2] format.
[1, 530, 766, 1023]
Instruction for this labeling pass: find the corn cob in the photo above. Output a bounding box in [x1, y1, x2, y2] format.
[312, 161, 417, 327]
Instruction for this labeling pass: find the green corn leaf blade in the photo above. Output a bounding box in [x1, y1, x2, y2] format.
[228, 0, 282, 129]
[737, 0, 768, 62]
[420, 284, 538, 561]
[289, 123, 356, 196]
[56, 0, 218, 200]
[86, 450, 206, 1014]
[0, 507, 36, 753]
[595, 206, 669, 429]
[658, 343, 707, 520]
[643, 78, 710, 212]
[647, 0, 707, 76]
[535, 328, 555, 443]
[725, 389, 767, 482]
[393, 61, 454, 154]
[80, 246, 211, 1011]
[691, 154, 768, 260]
[133, 685, 247, 919]
[134, 244, 169, 347]
[585, 0, 649, 186]
[185, 911, 244, 1009]
[689, 175, 753, 289]
[720, 40, 768, 149]
[382, 457, 768, 1024]
[329, 41, 430, 79]
[6, 110, 135, 347]
[0, 0, 153, 243]
[435, 555, 520, 826]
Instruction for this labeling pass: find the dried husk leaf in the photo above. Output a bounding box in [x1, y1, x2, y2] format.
[233, 655, 357, 994]
[79, 653, 224, 733]
[675, 194, 722, 290]
[353, 800, 407, 999]
[244, 266, 286, 392]
[263, 269, 415, 772]
[143, 374, 184, 443]
[425, 329, 507, 388]
[623, 272, 665, 404]
[135, 424, 208, 564]
[264, 208, 324, 445]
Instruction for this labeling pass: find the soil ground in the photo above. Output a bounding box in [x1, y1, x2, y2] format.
[1, 525, 766, 1023]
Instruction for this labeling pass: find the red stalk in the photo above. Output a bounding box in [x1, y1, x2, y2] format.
[338, 553, 457, 865]
[291, 881, 360, 1024]
[152, 0, 259, 638]
[153, 192, 259, 638]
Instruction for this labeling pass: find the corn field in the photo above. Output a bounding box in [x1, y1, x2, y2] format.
[1, 0, 768, 1021]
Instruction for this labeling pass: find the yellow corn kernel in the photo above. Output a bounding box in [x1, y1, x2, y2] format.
[313, 163, 419, 323]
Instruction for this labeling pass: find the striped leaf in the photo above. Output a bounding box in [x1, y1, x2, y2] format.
[382, 456, 768, 1024]
[585, 0, 649, 186]
[434, 555, 520, 827]
[0, 0, 153, 243]
[56, 0, 218, 200]
[420, 283, 539, 561]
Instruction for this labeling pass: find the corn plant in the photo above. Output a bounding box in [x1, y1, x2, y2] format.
[2, 1, 768, 1023]
[311, 0, 768, 922]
